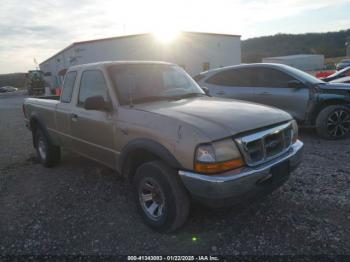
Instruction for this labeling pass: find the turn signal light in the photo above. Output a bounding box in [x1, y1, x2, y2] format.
[195, 158, 245, 174]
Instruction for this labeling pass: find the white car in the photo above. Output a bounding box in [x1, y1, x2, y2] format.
[330, 76, 350, 84]
[0, 86, 18, 93]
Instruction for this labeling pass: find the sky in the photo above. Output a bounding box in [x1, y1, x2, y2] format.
[0, 0, 350, 73]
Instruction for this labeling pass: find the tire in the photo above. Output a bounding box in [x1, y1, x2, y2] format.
[316, 105, 350, 139]
[34, 128, 61, 167]
[133, 160, 190, 232]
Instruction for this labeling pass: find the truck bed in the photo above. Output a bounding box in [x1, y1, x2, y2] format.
[23, 96, 61, 133]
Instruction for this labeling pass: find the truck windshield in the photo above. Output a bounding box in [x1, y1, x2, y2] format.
[108, 64, 205, 105]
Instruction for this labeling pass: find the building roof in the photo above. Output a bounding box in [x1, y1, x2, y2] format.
[40, 31, 241, 65]
[263, 54, 324, 60]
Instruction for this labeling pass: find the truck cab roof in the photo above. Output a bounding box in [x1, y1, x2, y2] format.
[68, 61, 176, 71]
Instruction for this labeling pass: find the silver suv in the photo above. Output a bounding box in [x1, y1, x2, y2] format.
[195, 63, 350, 139]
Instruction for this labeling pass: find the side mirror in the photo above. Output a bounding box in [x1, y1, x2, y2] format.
[84, 95, 112, 111]
[201, 86, 211, 96]
[288, 80, 304, 89]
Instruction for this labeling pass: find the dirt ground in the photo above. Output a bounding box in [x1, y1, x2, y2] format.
[0, 92, 349, 255]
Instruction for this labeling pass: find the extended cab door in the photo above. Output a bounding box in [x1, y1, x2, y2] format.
[203, 68, 255, 101]
[250, 67, 309, 121]
[70, 70, 117, 169]
[55, 71, 77, 147]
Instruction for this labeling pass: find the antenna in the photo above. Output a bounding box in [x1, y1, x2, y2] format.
[33, 58, 39, 70]
[127, 75, 135, 108]
[128, 88, 134, 107]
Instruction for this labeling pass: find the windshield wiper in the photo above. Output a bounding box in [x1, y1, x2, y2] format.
[131, 96, 178, 104]
[172, 93, 207, 99]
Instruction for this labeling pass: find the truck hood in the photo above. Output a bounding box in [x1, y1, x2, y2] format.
[134, 97, 292, 140]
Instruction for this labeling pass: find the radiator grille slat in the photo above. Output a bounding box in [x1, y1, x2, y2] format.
[236, 123, 293, 166]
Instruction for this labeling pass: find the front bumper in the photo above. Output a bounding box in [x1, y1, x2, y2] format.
[178, 140, 303, 206]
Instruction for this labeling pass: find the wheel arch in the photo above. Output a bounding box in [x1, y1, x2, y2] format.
[310, 99, 350, 125]
[118, 139, 182, 181]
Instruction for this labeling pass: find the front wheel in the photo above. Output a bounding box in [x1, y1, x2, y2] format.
[316, 105, 350, 139]
[133, 161, 190, 232]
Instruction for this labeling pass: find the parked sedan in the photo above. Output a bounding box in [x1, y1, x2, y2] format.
[321, 66, 350, 82]
[336, 59, 350, 71]
[194, 63, 350, 139]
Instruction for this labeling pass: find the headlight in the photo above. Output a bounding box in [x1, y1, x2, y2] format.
[291, 120, 298, 143]
[195, 138, 245, 174]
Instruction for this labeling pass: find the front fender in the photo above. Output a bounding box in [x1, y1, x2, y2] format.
[118, 138, 182, 174]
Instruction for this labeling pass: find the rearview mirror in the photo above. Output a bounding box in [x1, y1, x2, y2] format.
[288, 80, 304, 89]
[84, 95, 112, 111]
[201, 86, 211, 96]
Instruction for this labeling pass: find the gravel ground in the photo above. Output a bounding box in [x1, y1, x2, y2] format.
[0, 93, 349, 256]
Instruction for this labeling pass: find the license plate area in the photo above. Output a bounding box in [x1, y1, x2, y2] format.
[257, 161, 290, 185]
[271, 160, 290, 178]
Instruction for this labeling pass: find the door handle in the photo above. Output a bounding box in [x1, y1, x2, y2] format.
[216, 91, 226, 95]
[258, 92, 272, 96]
[71, 113, 78, 121]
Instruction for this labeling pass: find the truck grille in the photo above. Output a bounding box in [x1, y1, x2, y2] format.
[235, 122, 293, 166]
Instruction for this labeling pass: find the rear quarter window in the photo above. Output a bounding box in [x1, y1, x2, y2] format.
[205, 68, 254, 87]
[61, 71, 77, 103]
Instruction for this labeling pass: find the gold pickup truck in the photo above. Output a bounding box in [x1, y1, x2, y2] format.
[23, 61, 303, 232]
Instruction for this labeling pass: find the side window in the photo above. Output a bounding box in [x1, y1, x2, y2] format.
[78, 70, 108, 106]
[193, 74, 206, 83]
[254, 68, 294, 88]
[61, 71, 77, 103]
[203, 62, 210, 71]
[205, 68, 253, 87]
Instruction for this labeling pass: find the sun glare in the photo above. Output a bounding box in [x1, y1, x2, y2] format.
[153, 29, 180, 44]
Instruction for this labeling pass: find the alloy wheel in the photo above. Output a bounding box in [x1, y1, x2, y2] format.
[37, 136, 47, 160]
[138, 177, 165, 221]
[327, 109, 350, 137]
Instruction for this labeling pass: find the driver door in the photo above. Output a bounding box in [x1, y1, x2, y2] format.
[70, 70, 117, 168]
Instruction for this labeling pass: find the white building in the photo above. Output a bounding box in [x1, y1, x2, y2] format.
[40, 32, 241, 88]
[262, 54, 324, 71]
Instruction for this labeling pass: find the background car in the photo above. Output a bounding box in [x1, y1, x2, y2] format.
[330, 76, 350, 84]
[0, 86, 18, 93]
[194, 63, 350, 139]
[336, 59, 350, 71]
[321, 66, 350, 82]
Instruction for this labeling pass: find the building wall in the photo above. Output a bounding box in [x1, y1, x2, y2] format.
[40, 33, 241, 88]
[262, 55, 324, 71]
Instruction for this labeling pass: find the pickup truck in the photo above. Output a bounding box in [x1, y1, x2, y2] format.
[23, 61, 303, 232]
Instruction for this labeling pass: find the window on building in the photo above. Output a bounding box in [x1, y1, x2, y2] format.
[78, 70, 109, 106]
[61, 71, 77, 103]
[202, 62, 210, 71]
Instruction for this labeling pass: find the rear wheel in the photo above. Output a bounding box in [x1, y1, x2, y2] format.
[133, 161, 190, 232]
[34, 128, 61, 167]
[316, 105, 350, 139]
